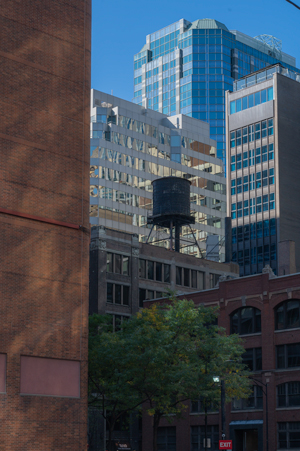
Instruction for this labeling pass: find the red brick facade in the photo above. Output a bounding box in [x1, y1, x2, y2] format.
[143, 272, 300, 451]
[0, 1, 91, 449]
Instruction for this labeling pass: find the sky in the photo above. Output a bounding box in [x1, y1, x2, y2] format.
[92, 0, 300, 102]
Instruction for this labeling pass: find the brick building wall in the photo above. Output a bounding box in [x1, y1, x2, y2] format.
[0, 1, 91, 450]
[143, 271, 300, 451]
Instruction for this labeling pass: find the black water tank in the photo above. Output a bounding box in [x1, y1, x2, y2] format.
[152, 177, 191, 218]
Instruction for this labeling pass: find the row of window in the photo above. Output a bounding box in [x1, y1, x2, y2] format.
[231, 171, 275, 200]
[230, 301, 300, 335]
[192, 381, 300, 413]
[107, 283, 130, 306]
[231, 193, 275, 218]
[230, 120, 273, 149]
[139, 260, 170, 282]
[139, 288, 165, 307]
[232, 244, 276, 266]
[106, 253, 129, 275]
[231, 143, 274, 171]
[176, 267, 203, 289]
[160, 422, 300, 450]
[232, 219, 276, 242]
[230, 86, 273, 115]
[91, 144, 170, 161]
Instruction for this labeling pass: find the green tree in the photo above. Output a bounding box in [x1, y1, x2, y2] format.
[89, 300, 250, 451]
[88, 314, 144, 451]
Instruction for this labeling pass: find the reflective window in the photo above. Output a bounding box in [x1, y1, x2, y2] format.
[191, 425, 219, 451]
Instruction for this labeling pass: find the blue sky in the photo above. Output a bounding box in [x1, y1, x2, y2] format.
[92, 0, 300, 101]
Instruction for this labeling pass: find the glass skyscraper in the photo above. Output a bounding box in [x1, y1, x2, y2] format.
[133, 18, 298, 165]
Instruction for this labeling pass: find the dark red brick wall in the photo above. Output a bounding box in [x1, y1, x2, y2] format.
[0, 1, 91, 449]
[143, 273, 300, 451]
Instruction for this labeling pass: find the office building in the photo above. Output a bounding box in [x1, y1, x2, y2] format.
[0, 1, 91, 449]
[226, 64, 300, 276]
[143, 268, 300, 451]
[90, 90, 226, 261]
[88, 225, 239, 450]
[133, 18, 299, 164]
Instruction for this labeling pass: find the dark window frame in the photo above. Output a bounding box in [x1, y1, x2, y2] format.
[106, 282, 130, 306]
[230, 307, 261, 335]
[277, 382, 300, 408]
[275, 300, 300, 331]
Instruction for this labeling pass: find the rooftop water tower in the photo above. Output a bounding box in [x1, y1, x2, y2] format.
[147, 177, 201, 254]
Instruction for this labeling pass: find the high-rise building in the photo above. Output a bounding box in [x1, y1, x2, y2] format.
[0, 1, 91, 449]
[90, 90, 226, 260]
[226, 64, 300, 276]
[133, 18, 299, 165]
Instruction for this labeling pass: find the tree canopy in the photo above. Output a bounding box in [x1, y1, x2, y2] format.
[89, 299, 250, 451]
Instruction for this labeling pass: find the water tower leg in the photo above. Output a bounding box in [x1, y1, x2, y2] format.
[175, 224, 181, 252]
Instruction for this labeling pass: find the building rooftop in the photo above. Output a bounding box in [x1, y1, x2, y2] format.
[232, 63, 300, 92]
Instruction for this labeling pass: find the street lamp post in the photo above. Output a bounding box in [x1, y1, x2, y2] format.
[221, 380, 226, 438]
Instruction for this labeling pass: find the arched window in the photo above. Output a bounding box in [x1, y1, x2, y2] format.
[275, 300, 300, 330]
[230, 307, 261, 335]
[277, 382, 300, 407]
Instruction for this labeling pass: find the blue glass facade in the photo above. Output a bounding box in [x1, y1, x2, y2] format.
[134, 19, 299, 166]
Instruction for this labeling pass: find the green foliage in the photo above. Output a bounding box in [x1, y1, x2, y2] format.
[88, 300, 251, 450]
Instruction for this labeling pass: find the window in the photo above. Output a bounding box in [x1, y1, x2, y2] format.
[230, 307, 261, 335]
[139, 259, 146, 278]
[255, 147, 261, 164]
[156, 262, 162, 282]
[270, 193, 275, 210]
[255, 123, 261, 140]
[256, 172, 261, 189]
[243, 151, 248, 168]
[243, 175, 248, 192]
[191, 397, 217, 413]
[107, 253, 130, 275]
[262, 145, 268, 162]
[250, 198, 255, 214]
[277, 382, 300, 408]
[261, 121, 267, 138]
[243, 127, 248, 143]
[107, 283, 130, 306]
[210, 273, 220, 288]
[164, 264, 170, 283]
[237, 201, 242, 218]
[231, 203, 236, 219]
[109, 314, 129, 331]
[269, 168, 274, 185]
[236, 129, 242, 146]
[275, 300, 300, 330]
[256, 196, 262, 213]
[230, 132, 235, 149]
[191, 425, 219, 451]
[232, 385, 263, 410]
[269, 143, 274, 160]
[268, 118, 273, 136]
[263, 195, 268, 211]
[237, 177, 242, 193]
[277, 343, 300, 369]
[278, 422, 300, 449]
[231, 179, 236, 195]
[231, 155, 236, 171]
[236, 153, 242, 170]
[176, 267, 199, 288]
[157, 427, 176, 451]
[248, 125, 254, 142]
[242, 347, 262, 371]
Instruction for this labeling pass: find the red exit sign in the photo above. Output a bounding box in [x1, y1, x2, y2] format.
[219, 440, 232, 450]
